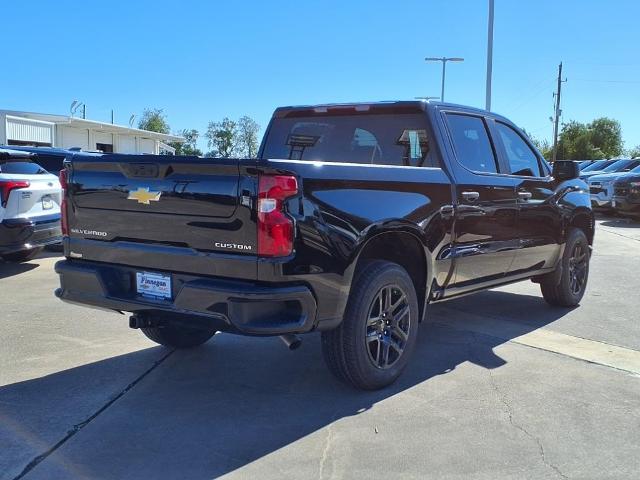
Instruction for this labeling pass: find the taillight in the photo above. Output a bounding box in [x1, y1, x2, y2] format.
[59, 169, 69, 236]
[257, 175, 298, 257]
[0, 180, 30, 207]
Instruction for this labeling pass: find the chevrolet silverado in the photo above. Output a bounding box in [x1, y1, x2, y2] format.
[55, 101, 594, 390]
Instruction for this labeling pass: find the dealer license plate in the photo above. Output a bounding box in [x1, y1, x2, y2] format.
[136, 271, 172, 299]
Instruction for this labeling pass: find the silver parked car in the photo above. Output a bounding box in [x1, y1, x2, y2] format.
[589, 160, 640, 209]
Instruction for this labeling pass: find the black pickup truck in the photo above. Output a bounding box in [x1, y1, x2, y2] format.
[55, 101, 594, 390]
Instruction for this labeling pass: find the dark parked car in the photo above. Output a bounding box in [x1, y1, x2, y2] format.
[54, 101, 594, 390]
[612, 172, 640, 218]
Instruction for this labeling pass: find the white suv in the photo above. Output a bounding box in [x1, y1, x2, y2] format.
[0, 148, 62, 262]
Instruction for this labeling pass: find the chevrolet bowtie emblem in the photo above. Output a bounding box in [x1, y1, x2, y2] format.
[127, 187, 162, 205]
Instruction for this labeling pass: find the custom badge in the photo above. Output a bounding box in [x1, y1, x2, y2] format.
[127, 187, 162, 205]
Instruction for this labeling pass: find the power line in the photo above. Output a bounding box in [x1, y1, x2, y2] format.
[504, 77, 556, 115]
[571, 78, 640, 84]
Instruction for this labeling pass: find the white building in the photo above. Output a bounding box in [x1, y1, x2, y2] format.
[0, 109, 184, 154]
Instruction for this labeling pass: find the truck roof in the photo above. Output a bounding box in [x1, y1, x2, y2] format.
[0, 147, 36, 160]
[272, 100, 497, 119]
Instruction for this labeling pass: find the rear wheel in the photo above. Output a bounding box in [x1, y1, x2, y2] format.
[141, 324, 216, 349]
[540, 228, 590, 307]
[1, 247, 43, 263]
[321, 260, 419, 390]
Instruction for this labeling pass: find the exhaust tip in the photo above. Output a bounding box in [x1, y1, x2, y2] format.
[279, 334, 302, 351]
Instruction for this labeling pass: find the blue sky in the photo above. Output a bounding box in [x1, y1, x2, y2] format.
[2, 0, 639, 152]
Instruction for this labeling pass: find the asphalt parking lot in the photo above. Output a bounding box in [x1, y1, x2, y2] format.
[1, 217, 639, 480]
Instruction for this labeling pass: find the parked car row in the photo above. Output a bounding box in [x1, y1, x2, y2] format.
[577, 158, 640, 218]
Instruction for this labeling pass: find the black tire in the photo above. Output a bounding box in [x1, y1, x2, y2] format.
[540, 228, 590, 307]
[321, 260, 419, 390]
[141, 324, 216, 349]
[1, 247, 43, 263]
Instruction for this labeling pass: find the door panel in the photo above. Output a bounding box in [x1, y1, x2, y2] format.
[491, 121, 562, 274]
[511, 178, 562, 273]
[441, 113, 520, 290]
[452, 177, 519, 286]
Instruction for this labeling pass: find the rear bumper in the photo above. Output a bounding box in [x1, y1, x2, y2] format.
[54, 259, 318, 336]
[0, 214, 62, 254]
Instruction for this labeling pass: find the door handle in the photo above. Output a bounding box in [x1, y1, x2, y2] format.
[518, 191, 532, 200]
[461, 191, 480, 202]
[440, 205, 455, 219]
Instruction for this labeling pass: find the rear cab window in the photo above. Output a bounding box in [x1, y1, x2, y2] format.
[262, 113, 439, 168]
[0, 161, 47, 175]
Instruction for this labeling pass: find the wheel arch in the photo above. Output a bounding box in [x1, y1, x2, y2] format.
[349, 227, 431, 322]
[568, 208, 595, 245]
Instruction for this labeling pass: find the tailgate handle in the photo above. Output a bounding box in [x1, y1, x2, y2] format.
[122, 163, 160, 178]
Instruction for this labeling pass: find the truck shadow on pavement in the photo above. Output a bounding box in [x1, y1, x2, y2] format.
[0, 261, 38, 279]
[0, 251, 61, 279]
[0, 291, 571, 480]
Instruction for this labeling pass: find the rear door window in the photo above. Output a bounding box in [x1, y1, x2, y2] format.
[445, 114, 498, 173]
[263, 113, 439, 167]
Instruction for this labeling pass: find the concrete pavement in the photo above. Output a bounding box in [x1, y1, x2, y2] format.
[1, 218, 639, 479]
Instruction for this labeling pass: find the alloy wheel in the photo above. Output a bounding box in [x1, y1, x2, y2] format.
[568, 243, 588, 295]
[365, 284, 411, 369]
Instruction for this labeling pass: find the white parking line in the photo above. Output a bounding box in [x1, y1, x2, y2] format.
[441, 314, 640, 376]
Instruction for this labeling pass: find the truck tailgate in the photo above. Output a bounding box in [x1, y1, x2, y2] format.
[66, 154, 257, 278]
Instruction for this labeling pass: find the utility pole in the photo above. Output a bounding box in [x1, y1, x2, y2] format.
[485, 0, 494, 111]
[82, 104, 86, 120]
[552, 62, 564, 163]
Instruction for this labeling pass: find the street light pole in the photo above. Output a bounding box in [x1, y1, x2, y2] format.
[425, 57, 464, 102]
[485, 0, 494, 111]
[441, 60, 446, 102]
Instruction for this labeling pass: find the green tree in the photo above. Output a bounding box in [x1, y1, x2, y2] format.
[138, 108, 170, 134]
[556, 117, 623, 160]
[237, 116, 260, 158]
[170, 129, 202, 156]
[204, 115, 261, 158]
[205, 117, 238, 157]
[589, 117, 623, 158]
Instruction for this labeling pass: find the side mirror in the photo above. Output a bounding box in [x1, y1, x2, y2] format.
[552, 160, 580, 181]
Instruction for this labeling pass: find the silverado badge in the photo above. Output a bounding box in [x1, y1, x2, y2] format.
[127, 187, 162, 205]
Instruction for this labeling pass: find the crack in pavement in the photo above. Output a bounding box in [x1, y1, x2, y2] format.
[470, 336, 569, 480]
[598, 226, 640, 243]
[11, 349, 175, 480]
[318, 416, 337, 480]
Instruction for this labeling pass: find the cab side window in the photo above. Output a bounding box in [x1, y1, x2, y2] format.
[446, 114, 498, 174]
[496, 122, 542, 177]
